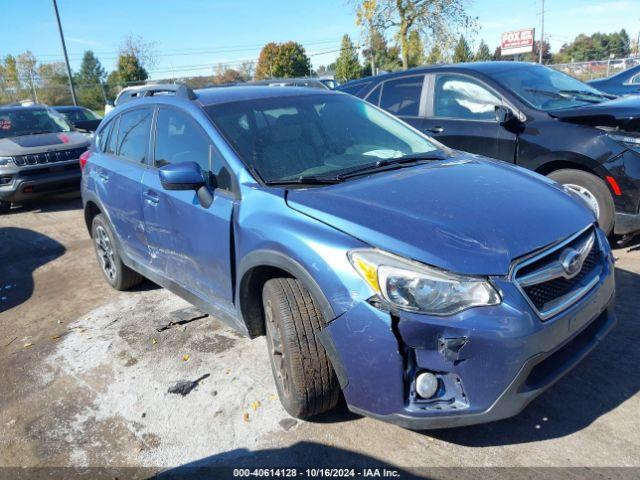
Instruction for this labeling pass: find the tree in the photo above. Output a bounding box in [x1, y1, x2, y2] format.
[425, 43, 444, 64]
[452, 35, 472, 63]
[38, 62, 72, 105]
[492, 46, 502, 61]
[554, 29, 631, 63]
[239, 61, 255, 81]
[255, 42, 280, 79]
[522, 40, 552, 63]
[355, 0, 387, 76]
[75, 51, 106, 109]
[334, 34, 361, 82]
[115, 54, 148, 84]
[213, 64, 247, 84]
[255, 42, 311, 79]
[16, 51, 38, 102]
[355, 0, 475, 70]
[106, 35, 155, 98]
[406, 30, 426, 67]
[361, 29, 401, 74]
[473, 40, 492, 62]
[1, 55, 21, 102]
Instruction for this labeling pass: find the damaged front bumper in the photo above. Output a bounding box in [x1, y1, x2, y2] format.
[318, 253, 616, 430]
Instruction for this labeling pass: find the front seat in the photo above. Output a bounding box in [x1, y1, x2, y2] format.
[260, 114, 318, 180]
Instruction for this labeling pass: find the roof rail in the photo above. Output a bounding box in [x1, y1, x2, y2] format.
[118, 83, 197, 104]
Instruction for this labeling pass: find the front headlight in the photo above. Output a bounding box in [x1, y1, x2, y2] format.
[348, 249, 501, 316]
[607, 132, 640, 153]
[0, 156, 13, 166]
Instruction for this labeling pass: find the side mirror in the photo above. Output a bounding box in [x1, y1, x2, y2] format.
[495, 105, 517, 126]
[159, 161, 206, 191]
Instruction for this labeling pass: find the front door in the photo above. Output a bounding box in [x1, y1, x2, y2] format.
[419, 73, 517, 162]
[141, 106, 235, 309]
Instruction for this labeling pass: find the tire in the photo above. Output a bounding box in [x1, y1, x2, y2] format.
[91, 214, 143, 290]
[262, 277, 340, 419]
[0, 201, 10, 214]
[548, 169, 615, 235]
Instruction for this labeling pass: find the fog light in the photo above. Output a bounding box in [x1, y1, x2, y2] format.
[416, 371, 439, 399]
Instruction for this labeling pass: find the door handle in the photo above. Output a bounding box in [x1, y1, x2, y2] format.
[97, 170, 110, 182]
[425, 126, 444, 134]
[143, 190, 159, 205]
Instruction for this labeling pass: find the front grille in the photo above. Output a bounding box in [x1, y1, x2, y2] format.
[12, 147, 87, 167]
[523, 246, 599, 310]
[513, 226, 603, 320]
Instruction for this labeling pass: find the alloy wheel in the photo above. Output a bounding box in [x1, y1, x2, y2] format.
[265, 299, 291, 398]
[94, 225, 117, 281]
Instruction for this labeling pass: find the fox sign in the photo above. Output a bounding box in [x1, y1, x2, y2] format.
[501, 28, 535, 55]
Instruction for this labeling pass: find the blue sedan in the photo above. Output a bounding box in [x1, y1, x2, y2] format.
[588, 64, 640, 96]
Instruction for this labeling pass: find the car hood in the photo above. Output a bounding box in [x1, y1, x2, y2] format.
[0, 131, 89, 156]
[286, 157, 595, 276]
[549, 95, 640, 130]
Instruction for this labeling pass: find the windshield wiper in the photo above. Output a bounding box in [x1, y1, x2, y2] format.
[524, 88, 567, 99]
[558, 89, 608, 102]
[265, 175, 342, 186]
[24, 130, 56, 136]
[336, 152, 447, 180]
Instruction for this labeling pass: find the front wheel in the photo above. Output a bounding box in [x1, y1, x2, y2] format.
[262, 277, 340, 419]
[548, 169, 615, 235]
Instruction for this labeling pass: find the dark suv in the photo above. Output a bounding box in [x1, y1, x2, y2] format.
[0, 105, 89, 213]
[340, 62, 640, 236]
[81, 84, 614, 429]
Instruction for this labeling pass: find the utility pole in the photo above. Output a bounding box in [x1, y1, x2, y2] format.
[52, 0, 77, 105]
[539, 0, 545, 64]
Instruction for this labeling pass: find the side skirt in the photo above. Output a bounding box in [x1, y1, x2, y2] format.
[122, 253, 249, 337]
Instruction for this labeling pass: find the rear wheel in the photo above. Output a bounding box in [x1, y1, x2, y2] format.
[548, 169, 615, 235]
[91, 214, 143, 290]
[262, 277, 340, 419]
[0, 201, 10, 214]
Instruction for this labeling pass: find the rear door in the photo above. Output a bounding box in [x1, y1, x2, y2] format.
[95, 107, 153, 263]
[420, 73, 517, 162]
[141, 106, 235, 308]
[374, 74, 427, 132]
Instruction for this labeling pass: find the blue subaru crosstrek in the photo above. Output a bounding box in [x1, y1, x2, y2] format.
[81, 84, 616, 429]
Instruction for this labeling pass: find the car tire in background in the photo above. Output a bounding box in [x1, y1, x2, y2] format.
[262, 277, 340, 419]
[0, 201, 10, 214]
[91, 214, 143, 290]
[548, 169, 615, 235]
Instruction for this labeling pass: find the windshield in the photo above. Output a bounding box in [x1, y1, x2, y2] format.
[490, 64, 609, 111]
[59, 108, 102, 122]
[0, 108, 72, 139]
[205, 93, 439, 183]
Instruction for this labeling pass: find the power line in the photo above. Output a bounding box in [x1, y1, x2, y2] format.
[23, 38, 344, 61]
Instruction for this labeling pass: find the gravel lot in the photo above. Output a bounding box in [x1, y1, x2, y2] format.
[1, 195, 639, 476]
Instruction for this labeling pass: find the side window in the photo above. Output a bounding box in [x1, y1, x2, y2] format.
[365, 84, 382, 106]
[117, 108, 153, 162]
[105, 116, 120, 155]
[96, 120, 112, 152]
[379, 75, 424, 116]
[433, 74, 501, 121]
[154, 108, 231, 191]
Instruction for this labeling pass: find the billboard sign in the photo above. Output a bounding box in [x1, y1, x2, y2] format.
[501, 28, 535, 55]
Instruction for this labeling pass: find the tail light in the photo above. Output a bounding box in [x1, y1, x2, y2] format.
[79, 150, 91, 171]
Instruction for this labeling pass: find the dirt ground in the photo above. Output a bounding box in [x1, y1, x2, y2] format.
[1, 195, 640, 476]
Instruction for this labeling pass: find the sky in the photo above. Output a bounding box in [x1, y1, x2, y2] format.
[2, 0, 639, 79]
